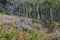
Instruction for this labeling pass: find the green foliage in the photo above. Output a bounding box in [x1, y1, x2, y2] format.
[0, 7, 5, 12]
[0, 28, 7, 40]
[49, 20, 58, 29]
[6, 28, 19, 40]
[0, 0, 60, 40]
[26, 30, 40, 40]
[47, 19, 59, 33]
[0, 27, 41, 40]
[41, 15, 45, 21]
[0, 27, 19, 40]
[0, 37, 6, 40]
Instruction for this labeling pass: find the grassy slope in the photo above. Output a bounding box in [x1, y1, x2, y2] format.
[0, 14, 60, 40]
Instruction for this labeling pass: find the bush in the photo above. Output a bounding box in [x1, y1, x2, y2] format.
[0, 7, 5, 12]
[48, 20, 58, 33]
[26, 30, 40, 40]
[0, 27, 19, 40]
[49, 20, 58, 29]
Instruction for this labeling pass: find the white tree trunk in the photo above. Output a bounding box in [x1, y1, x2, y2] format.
[50, 9, 53, 20]
[37, 5, 40, 19]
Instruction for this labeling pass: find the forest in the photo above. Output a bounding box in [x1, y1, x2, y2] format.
[0, 0, 60, 40]
[0, 0, 60, 21]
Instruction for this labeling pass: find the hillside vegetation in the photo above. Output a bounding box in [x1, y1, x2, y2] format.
[0, 14, 60, 40]
[0, 0, 60, 40]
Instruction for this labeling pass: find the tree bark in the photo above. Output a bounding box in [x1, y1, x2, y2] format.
[37, 5, 40, 19]
[50, 8, 53, 20]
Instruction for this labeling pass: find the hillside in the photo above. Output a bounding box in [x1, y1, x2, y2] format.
[0, 14, 60, 40]
[0, 0, 60, 40]
[0, 14, 42, 30]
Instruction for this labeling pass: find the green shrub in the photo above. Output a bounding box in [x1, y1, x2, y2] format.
[0, 7, 5, 12]
[6, 27, 19, 40]
[26, 30, 40, 40]
[49, 20, 58, 29]
[0, 27, 19, 40]
[48, 20, 58, 32]
[0, 37, 6, 40]
[41, 15, 45, 21]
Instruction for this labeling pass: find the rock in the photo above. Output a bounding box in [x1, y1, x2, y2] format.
[0, 14, 43, 31]
[0, 14, 33, 31]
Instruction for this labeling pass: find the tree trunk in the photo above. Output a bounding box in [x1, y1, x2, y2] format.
[37, 5, 40, 19]
[26, 7, 28, 18]
[50, 8, 53, 20]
